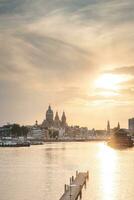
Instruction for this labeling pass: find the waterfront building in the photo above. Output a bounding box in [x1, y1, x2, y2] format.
[42, 105, 68, 129]
[95, 130, 107, 138]
[64, 126, 93, 140]
[0, 124, 29, 141]
[28, 121, 48, 141]
[42, 105, 54, 128]
[59, 128, 65, 138]
[0, 124, 12, 138]
[128, 118, 134, 130]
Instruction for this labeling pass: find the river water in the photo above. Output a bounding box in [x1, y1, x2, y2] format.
[0, 142, 134, 200]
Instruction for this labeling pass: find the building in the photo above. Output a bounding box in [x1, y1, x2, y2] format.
[54, 111, 61, 128]
[0, 124, 29, 140]
[42, 105, 68, 129]
[128, 118, 134, 130]
[61, 111, 67, 127]
[28, 121, 48, 141]
[0, 124, 12, 138]
[117, 122, 120, 130]
[42, 105, 54, 128]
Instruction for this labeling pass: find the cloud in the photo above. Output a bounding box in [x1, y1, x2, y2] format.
[0, 0, 134, 127]
[107, 66, 134, 75]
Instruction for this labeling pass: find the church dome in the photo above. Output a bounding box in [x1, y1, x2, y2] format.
[46, 105, 54, 123]
[46, 105, 53, 114]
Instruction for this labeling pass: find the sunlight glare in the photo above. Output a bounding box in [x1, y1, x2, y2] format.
[98, 91, 119, 97]
[95, 73, 126, 90]
[98, 143, 117, 200]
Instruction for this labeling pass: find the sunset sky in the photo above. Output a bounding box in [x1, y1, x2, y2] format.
[0, 0, 134, 129]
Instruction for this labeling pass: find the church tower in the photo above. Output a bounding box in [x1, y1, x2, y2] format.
[61, 111, 67, 127]
[107, 120, 110, 134]
[55, 111, 60, 121]
[46, 105, 54, 125]
[117, 122, 120, 130]
[54, 111, 60, 128]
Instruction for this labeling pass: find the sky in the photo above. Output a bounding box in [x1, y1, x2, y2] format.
[0, 0, 134, 129]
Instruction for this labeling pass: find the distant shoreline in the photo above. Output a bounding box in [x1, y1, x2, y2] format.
[43, 138, 108, 143]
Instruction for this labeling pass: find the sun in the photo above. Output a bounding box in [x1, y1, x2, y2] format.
[95, 73, 125, 90]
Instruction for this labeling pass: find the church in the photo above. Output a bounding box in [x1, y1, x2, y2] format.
[42, 105, 67, 129]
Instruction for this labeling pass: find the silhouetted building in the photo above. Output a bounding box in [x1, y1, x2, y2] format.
[128, 118, 134, 130]
[117, 122, 120, 130]
[46, 105, 54, 124]
[107, 120, 110, 134]
[54, 111, 61, 128]
[42, 105, 68, 129]
[61, 111, 67, 127]
[0, 124, 12, 138]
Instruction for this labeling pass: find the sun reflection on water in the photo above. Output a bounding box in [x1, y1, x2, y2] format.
[98, 143, 117, 200]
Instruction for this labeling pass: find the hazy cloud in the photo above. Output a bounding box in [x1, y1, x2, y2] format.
[0, 0, 134, 127]
[107, 66, 134, 75]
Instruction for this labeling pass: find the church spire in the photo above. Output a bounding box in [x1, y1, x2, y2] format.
[117, 122, 120, 130]
[61, 111, 67, 127]
[55, 111, 60, 121]
[107, 120, 110, 134]
[48, 104, 51, 111]
[62, 111, 66, 121]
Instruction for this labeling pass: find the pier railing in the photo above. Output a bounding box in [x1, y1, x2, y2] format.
[59, 171, 89, 200]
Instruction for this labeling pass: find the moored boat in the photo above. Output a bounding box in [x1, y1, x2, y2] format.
[107, 129, 133, 149]
[0, 140, 30, 147]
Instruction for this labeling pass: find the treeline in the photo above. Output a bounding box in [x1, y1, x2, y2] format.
[1, 124, 29, 137]
[11, 124, 29, 137]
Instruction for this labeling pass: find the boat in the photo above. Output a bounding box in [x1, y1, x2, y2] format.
[0, 140, 30, 147]
[107, 129, 133, 149]
[30, 141, 44, 145]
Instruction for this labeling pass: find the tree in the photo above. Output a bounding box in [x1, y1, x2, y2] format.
[49, 130, 53, 138]
[53, 130, 59, 139]
[21, 126, 29, 138]
[11, 124, 21, 137]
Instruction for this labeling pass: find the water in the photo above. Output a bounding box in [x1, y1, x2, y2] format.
[0, 142, 134, 200]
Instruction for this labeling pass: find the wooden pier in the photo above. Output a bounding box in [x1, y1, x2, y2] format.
[59, 171, 89, 200]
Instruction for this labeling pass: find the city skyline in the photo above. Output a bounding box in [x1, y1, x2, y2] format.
[0, 0, 134, 128]
[0, 104, 132, 130]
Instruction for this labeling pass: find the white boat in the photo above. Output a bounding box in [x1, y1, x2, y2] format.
[0, 140, 30, 147]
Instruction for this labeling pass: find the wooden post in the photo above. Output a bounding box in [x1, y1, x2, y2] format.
[84, 180, 86, 189]
[64, 184, 67, 192]
[87, 171, 89, 180]
[79, 190, 82, 199]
